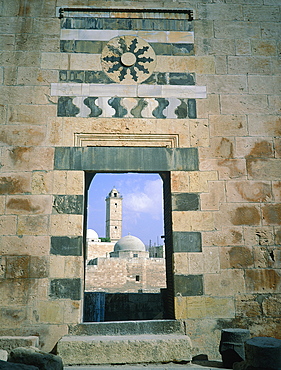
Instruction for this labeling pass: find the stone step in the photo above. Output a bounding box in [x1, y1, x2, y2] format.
[57, 334, 192, 366]
[68, 320, 185, 336]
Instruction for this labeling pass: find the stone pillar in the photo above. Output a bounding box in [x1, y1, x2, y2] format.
[219, 328, 251, 368]
[245, 337, 281, 370]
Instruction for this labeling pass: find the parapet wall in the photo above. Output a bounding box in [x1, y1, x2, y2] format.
[0, 0, 280, 359]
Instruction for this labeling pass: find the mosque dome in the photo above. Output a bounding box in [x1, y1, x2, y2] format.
[87, 229, 99, 242]
[114, 235, 146, 252]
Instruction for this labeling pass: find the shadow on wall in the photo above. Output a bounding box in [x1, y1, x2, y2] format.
[83, 290, 168, 322]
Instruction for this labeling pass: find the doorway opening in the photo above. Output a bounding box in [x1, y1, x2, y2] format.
[83, 172, 172, 322]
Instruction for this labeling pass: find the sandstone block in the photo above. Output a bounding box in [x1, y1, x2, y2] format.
[70, 54, 102, 71]
[66, 171, 84, 195]
[0, 173, 31, 195]
[0, 236, 50, 256]
[253, 246, 280, 269]
[235, 294, 262, 318]
[221, 94, 268, 114]
[6, 195, 52, 215]
[171, 171, 190, 192]
[214, 203, 261, 228]
[226, 181, 272, 203]
[235, 137, 274, 159]
[249, 75, 281, 94]
[17, 215, 49, 236]
[197, 94, 220, 119]
[201, 181, 225, 211]
[173, 253, 189, 275]
[215, 56, 227, 74]
[189, 171, 218, 193]
[1, 147, 54, 172]
[220, 246, 254, 269]
[209, 114, 247, 137]
[37, 301, 64, 324]
[190, 119, 209, 147]
[228, 56, 272, 74]
[244, 227, 274, 247]
[64, 256, 83, 278]
[205, 269, 246, 296]
[235, 39, 251, 55]
[203, 247, 220, 274]
[197, 3, 243, 21]
[184, 296, 235, 319]
[214, 21, 260, 39]
[31, 172, 53, 195]
[41, 53, 68, 70]
[200, 159, 246, 180]
[188, 253, 204, 274]
[262, 204, 281, 225]
[50, 214, 83, 236]
[17, 67, 58, 86]
[274, 139, 281, 158]
[245, 269, 281, 293]
[247, 158, 281, 180]
[248, 115, 281, 137]
[172, 211, 214, 231]
[0, 215, 17, 235]
[0, 125, 46, 147]
[202, 227, 243, 247]
[262, 296, 281, 318]
[243, 5, 280, 22]
[63, 300, 81, 324]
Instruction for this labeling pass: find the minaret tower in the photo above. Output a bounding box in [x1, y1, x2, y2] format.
[105, 188, 122, 242]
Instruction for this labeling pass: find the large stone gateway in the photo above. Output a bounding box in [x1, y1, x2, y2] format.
[0, 0, 280, 362]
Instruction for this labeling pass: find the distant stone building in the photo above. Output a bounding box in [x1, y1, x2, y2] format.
[86, 231, 166, 293]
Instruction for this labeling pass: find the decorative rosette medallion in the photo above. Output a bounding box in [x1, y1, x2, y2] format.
[101, 36, 156, 84]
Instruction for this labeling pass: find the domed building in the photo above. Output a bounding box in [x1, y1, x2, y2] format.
[109, 235, 149, 258]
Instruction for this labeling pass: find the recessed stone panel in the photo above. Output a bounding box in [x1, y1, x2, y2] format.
[174, 274, 203, 296]
[51, 236, 83, 256]
[173, 232, 202, 252]
[49, 278, 82, 300]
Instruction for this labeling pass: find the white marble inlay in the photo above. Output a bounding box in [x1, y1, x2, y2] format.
[73, 97, 91, 117]
[137, 84, 162, 98]
[164, 98, 181, 119]
[142, 98, 158, 118]
[60, 29, 194, 44]
[97, 97, 115, 117]
[162, 85, 207, 99]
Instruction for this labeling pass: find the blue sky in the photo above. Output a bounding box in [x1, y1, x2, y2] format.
[87, 173, 164, 247]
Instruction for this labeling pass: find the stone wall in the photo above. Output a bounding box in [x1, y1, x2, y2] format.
[85, 257, 166, 293]
[0, 0, 280, 359]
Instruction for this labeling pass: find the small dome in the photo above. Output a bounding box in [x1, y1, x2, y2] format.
[87, 229, 99, 242]
[114, 235, 145, 252]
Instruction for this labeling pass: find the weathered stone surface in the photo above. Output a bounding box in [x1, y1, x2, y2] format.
[0, 349, 8, 361]
[245, 337, 281, 369]
[50, 236, 82, 256]
[173, 232, 202, 253]
[172, 193, 199, 211]
[8, 347, 63, 370]
[174, 274, 203, 296]
[0, 337, 39, 353]
[245, 269, 281, 293]
[219, 328, 250, 368]
[0, 360, 39, 369]
[57, 334, 192, 365]
[49, 278, 82, 300]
